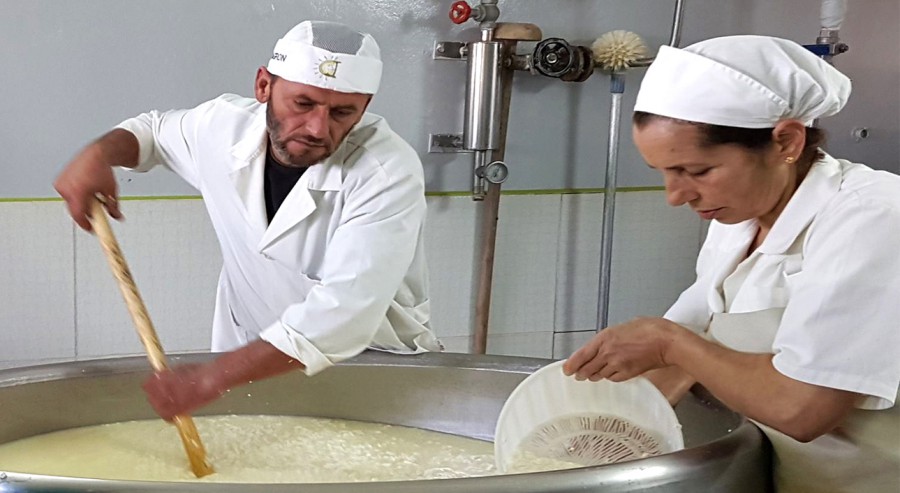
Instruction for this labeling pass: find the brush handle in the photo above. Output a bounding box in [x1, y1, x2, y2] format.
[89, 197, 214, 478]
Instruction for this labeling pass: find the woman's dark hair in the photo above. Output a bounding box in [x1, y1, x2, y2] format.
[633, 111, 825, 172]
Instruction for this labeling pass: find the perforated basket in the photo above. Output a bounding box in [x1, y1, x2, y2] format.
[494, 360, 684, 473]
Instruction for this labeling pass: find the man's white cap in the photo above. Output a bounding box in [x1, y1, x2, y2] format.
[267, 21, 382, 94]
[634, 35, 851, 128]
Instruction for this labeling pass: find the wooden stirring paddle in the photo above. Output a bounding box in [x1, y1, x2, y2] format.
[89, 197, 214, 478]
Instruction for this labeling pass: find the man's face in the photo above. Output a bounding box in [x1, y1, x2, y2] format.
[255, 68, 371, 167]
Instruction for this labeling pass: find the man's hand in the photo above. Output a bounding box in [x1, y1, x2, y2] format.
[142, 363, 225, 421]
[54, 129, 138, 230]
[142, 341, 304, 421]
[563, 317, 683, 382]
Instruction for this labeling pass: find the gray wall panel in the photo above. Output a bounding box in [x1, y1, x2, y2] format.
[1, 0, 896, 198]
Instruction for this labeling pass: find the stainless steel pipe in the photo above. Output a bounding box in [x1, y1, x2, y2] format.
[632, 0, 687, 68]
[597, 74, 625, 331]
[464, 39, 502, 151]
[0, 352, 772, 492]
[669, 0, 686, 48]
[464, 32, 503, 199]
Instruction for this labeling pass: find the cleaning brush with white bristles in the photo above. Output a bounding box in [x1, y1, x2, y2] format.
[591, 30, 648, 72]
[591, 29, 648, 331]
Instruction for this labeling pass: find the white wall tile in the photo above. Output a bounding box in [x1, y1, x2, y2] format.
[424, 196, 477, 338]
[0, 357, 74, 371]
[0, 202, 75, 363]
[74, 199, 220, 358]
[0, 192, 705, 367]
[552, 330, 596, 360]
[554, 191, 703, 332]
[486, 331, 555, 359]
[439, 332, 557, 359]
[488, 195, 562, 335]
[435, 335, 473, 354]
[608, 192, 702, 326]
[555, 193, 604, 332]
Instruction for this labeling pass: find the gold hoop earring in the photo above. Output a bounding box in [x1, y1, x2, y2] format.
[785, 156, 796, 164]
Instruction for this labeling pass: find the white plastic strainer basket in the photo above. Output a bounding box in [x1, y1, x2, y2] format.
[494, 360, 684, 473]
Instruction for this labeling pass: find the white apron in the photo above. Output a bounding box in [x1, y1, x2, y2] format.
[709, 264, 900, 493]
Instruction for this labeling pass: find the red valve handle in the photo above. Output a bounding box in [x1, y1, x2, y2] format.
[449, 1, 472, 24]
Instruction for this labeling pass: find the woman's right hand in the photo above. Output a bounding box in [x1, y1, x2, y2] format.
[563, 317, 686, 383]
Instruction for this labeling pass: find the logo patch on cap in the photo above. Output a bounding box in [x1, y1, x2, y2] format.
[318, 58, 341, 79]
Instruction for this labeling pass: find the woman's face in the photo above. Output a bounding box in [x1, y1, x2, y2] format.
[633, 119, 794, 225]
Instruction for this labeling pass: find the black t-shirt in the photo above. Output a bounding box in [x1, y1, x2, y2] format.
[264, 151, 307, 223]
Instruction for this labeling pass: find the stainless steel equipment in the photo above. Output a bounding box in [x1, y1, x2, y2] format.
[464, 32, 503, 199]
[0, 352, 771, 492]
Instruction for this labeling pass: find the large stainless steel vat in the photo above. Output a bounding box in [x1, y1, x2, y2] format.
[0, 352, 771, 492]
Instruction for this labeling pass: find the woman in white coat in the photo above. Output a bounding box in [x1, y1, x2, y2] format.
[54, 21, 442, 420]
[564, 36, 900, 492]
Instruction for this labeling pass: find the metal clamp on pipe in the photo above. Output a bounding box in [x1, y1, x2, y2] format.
[804, 0, 850, 63]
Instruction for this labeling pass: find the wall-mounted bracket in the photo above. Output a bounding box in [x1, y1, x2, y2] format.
[433, 41, 467, 60]
[428, 133, 471, 153]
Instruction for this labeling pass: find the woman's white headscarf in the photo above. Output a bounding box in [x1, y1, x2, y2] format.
[634, 35, 851, 128]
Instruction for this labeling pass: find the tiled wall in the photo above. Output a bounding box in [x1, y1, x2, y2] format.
[0, 191, 703, 369]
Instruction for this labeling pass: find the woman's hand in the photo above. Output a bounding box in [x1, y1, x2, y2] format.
[562, 317, 684, 382]
[564, 318, 859, 442]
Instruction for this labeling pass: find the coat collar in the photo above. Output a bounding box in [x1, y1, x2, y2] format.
[712, 152, 843, 256]
[227, 104, 347, 250]
[702, 152, 843, 313]
[757, 152, 842, 254]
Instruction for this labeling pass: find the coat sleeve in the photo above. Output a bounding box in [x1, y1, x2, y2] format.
[259, 151, 426, 376]
[773, 198, 900, 409]
[114, 99, 218, 190]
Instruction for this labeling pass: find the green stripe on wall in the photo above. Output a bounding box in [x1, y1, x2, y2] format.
[0, 196, 204, 203]
[425, 186, 665, 197]
[0, 187, 665, 202]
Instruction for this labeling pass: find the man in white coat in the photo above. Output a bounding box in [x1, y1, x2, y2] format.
[54, 20, 442, 420]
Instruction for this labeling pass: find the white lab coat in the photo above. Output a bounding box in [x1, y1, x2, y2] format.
[665, 153, 900, 492]
[117, 94, 442, 376]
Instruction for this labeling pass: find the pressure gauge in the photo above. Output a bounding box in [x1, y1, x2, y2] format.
[477, 161, 509, 184]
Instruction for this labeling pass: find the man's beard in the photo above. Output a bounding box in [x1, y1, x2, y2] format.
[266, 104, 328, 168]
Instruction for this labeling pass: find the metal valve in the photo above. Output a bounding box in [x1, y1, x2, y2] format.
[476, 161, 509, 184]
[448, 1, 499, 25]
[532, 38, 576, 78]
[449, 1, 472, 24]
[560, 45, 595, 82]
